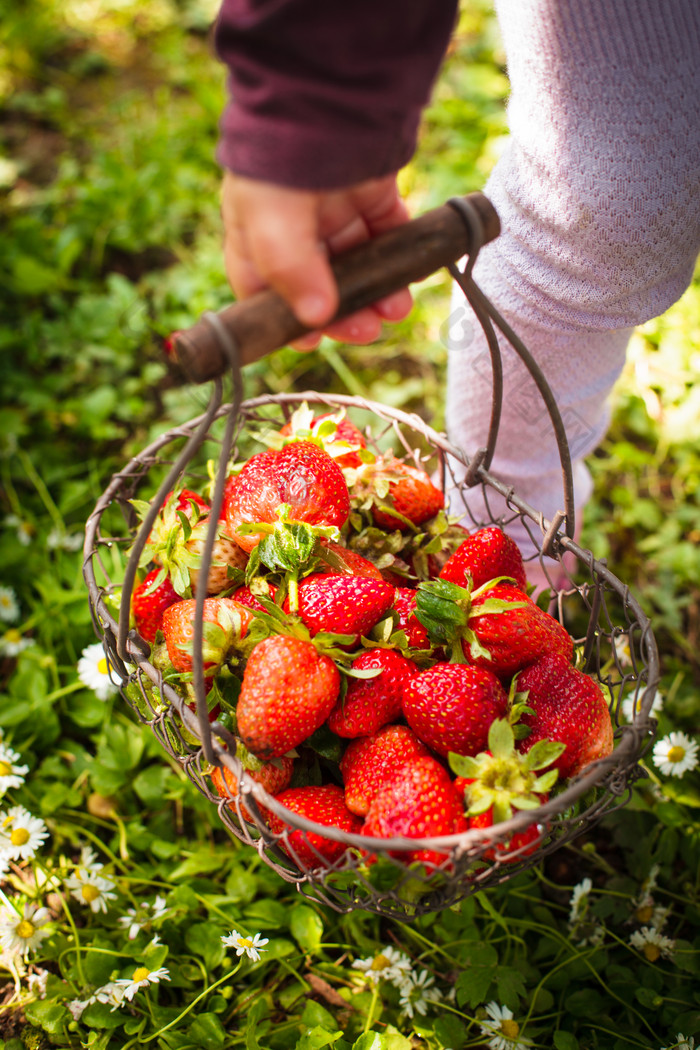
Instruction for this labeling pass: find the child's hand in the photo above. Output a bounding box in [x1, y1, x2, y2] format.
[221, 171, 413, 350]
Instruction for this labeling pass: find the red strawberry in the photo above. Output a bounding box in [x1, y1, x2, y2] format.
[283, 573, 395, 643]
[161, 597, 253, 675]
[393, 587, 431, 649]
[515, 654, 614, 779]
[467, 583, 574, 675]
[402, 663, 508, 757]
[279, 408, 367, 469]
[362, 756, 467, 867]
[236, 635, 340, 758]
[439, 526, 527, 592]
[416, 578, 574, 677]
[467, 807, 544, 863]
[211, 753, 294, 822]
[231, 581, 278, 613]
[222, 442, 350, 553]
[340, 725, 431, 816]
[135, 488, 246, 597]
[327, 648, 419, 738]
[318, 538, 384, 580]
[132, 569, 180, 644]
[267, 784, 362, 869]
[357, 454, 444, 531]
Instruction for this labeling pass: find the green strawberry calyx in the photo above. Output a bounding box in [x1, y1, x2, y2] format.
[131, 491, 217, 598]
[415, 577, 528, 664]
[239, 504, 341, 610]
[449, 719, 565, 824]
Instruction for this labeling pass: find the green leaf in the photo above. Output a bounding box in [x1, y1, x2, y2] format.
[433, 1016, 467, 1049]
[23, 1000, 70, 1036]
[448, 752, 480, 778]
[185, 922, 226, 970]
[454, 941, 499, 1008]
[133, 763, 175, 805]
[524, 739, 566, 770]
[553, 1033, 580, 1050]
[186, 1013, 228, 1050]
[495, 965, 527, 1009]
[487, 718, 514, 759]
[301, 1002, 338, 1031]
[290, 905, 324, 952]
[297, 1027, 344, 1050]
[169, 849, 224, 880]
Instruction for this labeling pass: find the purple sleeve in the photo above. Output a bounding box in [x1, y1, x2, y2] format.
[214, 0, 459, 189]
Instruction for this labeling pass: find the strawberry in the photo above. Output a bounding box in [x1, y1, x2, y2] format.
[133, 487, 248, 597]
[211, 751, 294, 822]
[402, 663, 508, 757]
[515, 654, 614, 779]
[132, 568, 180, 643]
[267, 784, 362, 869]
[231, 581, 278, 613]
[467, 807, 544, 863]
[161, 597, 253, 675]
[362, 756, 467, 867]
[317, 538, 384, 580]
[392, 587, 431, 649]
[439, 526, 527, 592]
[352, 454, 444, 531]
[283, 573, 395, 643]
[340, 725, 431, 816]
[327, 648, 419, 738]
[236, 635, 340, 758]
[279, 406, 367, 469]
[222, 441, 350, 553]
[449, 719, 562, 860]
[416, 578, 574, 677]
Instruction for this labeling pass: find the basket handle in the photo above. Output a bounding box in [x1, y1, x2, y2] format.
[166, 191, 500, 383]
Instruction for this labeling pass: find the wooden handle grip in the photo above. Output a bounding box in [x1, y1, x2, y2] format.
[167, 192, 500, 383]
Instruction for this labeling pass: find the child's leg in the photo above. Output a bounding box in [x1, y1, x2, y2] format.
[446, 0, 700, 561]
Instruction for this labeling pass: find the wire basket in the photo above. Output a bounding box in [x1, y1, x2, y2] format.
[83, 195, 660, 918]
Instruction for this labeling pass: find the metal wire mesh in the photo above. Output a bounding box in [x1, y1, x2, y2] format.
[84, 388, 659, 919]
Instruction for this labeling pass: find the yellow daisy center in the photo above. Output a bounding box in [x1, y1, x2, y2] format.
[10, 828, 30, 846]
[501, 1019, 520, 1039]
[4, 629, 21, 644]
[132, 966, 151, 983]
[82, 884, 101, 903]
[238, 937, 253, 948]
[16, 920, 35, 939]
[635, 904, 654, 923]
[667, 746, 685, 763]
[370, 954, 390, 971]
[643, 944, 661, 962]
[97, 657, 110, 675]
[0, 761, 12, 776]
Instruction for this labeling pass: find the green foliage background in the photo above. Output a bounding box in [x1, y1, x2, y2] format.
[0, 1, 698, 1048]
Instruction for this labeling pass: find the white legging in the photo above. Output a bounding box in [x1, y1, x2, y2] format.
[446, 0, 700, 555]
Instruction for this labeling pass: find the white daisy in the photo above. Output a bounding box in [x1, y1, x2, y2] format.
[479, 1002, 533, 1050]
[95, 980, 128, 1010]
[397, 969, 441, 1019]
[0, 630, 33, 658]
[0, 806, 49, 861]
[0, 745, 29, 795]
[621, 688, 664, 723]
[352, 945, 412, 986]
[77, 643, 120, 701]
[26, 968, 49, 996]
[64, 866, 118, 914]
[221, 929, 269, 962]
[0, 902, 51, 958]
[118, 896, 168, 940]
[67, 998, 91, 1021]
[613, 634, 633, 667]
[661, 1035, 695, 1050]
[568, 878, 592, 923]
[46, 528, 84, 552]
[629, 926, 675, 962]
[5, 516, 34, 547]
[116, 965, 170, 1001]
[653, 732, 699, 777]
[0, 586, 19, 623]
